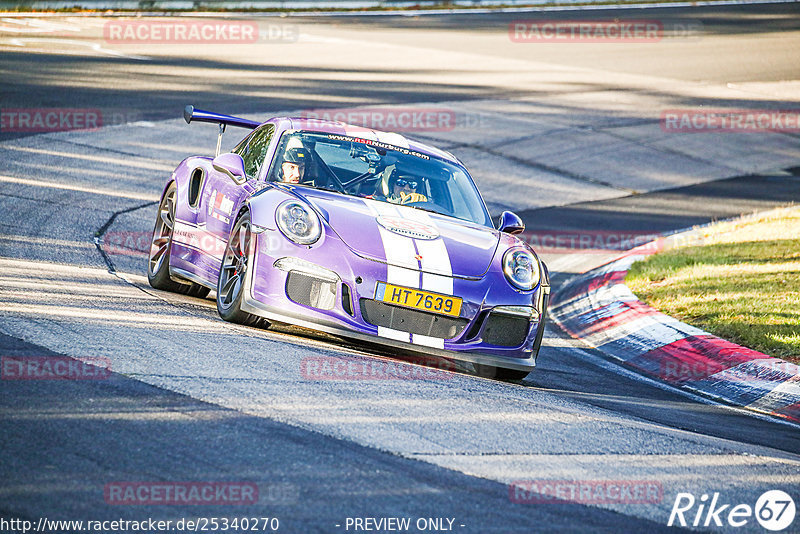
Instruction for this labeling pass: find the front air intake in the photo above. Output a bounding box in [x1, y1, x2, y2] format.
[286, 272, 337, 310]
[482, 312, 530, 347]
[359, 299, 468, 339]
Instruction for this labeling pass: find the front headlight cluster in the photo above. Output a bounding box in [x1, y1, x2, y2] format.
[276, 200, 321, 245]
[502, 248, 540, 291]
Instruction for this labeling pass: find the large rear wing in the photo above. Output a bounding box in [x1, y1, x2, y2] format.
[183, 105, 261, 156]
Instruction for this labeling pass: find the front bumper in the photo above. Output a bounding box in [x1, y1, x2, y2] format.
[241, 230, 548, 372]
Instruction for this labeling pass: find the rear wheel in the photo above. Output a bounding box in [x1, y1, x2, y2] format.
[147, 182, 210, 298]
[217, 212, 265, 327]
[473, 363, 530, 381]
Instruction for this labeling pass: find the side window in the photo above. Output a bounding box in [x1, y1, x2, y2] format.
[234, 124, 275, 180]
[232, 131, 253, 157]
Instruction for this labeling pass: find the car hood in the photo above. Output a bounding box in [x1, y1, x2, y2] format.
[299, 191, 500, 279]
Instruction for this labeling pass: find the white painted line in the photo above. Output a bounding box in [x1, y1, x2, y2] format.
[0, 24, 49, 33]
[2, 146, 172, 172]
[0, 174, 159, 202]
[747, 376, 800, 412]
[586, 313, 703, 352]
[5, 37, 149, 60]
[0, 17, 81, 32]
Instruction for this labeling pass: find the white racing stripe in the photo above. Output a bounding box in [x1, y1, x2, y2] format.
[398, 205, 454, 291]
[370, 201, 420, 284]
[365, 200, 454, 349]
[365, 200, 416, 343]
[399, 207, 452, 349]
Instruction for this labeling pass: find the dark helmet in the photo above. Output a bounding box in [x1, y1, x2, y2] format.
[284, 147, 311, 164]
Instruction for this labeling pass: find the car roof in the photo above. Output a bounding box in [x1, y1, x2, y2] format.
[264, 117, 460, 164]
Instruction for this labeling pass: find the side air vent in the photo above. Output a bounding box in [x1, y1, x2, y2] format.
[188, 168, 204, 207]
[341, 283, 354, 316]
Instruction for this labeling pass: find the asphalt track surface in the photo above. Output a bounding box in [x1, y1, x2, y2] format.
[1, 4, 799, 533]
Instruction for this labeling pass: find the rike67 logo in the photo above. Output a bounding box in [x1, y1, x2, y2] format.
[668, 490, 795, 531]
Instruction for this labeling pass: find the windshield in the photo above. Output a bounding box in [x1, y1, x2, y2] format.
[267, 131, 493, 227]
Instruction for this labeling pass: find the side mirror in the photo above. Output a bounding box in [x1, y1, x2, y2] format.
[498, 211, 525, 235]
[212, 153, 246, 184]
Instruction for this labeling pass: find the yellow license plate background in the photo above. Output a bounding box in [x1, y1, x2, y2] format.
[379, 282, 462, 317]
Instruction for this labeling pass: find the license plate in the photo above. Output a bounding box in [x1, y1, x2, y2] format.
[375, 282, 462, 317]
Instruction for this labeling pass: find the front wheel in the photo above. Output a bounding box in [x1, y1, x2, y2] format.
[216, 212, 266, 328]
[473, 363, 530, 381]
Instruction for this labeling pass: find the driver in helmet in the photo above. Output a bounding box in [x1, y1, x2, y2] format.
[280, 147, 312, 184]
[386, 173, 427, 205]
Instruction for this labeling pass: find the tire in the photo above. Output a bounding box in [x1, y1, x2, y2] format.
[147, 182, 210, 299]
[184, 283, 211, 298]
[216, 211, 266, 327]
[473, 363, 530, 381]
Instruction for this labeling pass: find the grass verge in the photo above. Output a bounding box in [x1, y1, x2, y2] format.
[626, 207, 800, 364]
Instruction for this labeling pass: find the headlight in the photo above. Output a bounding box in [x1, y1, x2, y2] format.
[276, 200, 321, 245]
[502, 248, 540, 290]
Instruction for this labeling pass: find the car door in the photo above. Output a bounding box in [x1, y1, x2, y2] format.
[197, 124, 276, 283]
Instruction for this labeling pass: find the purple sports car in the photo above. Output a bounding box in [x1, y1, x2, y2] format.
[148, 106, 549, 380]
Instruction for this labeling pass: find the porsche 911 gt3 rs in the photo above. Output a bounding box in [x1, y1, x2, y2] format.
[148, 106, 550, 380]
